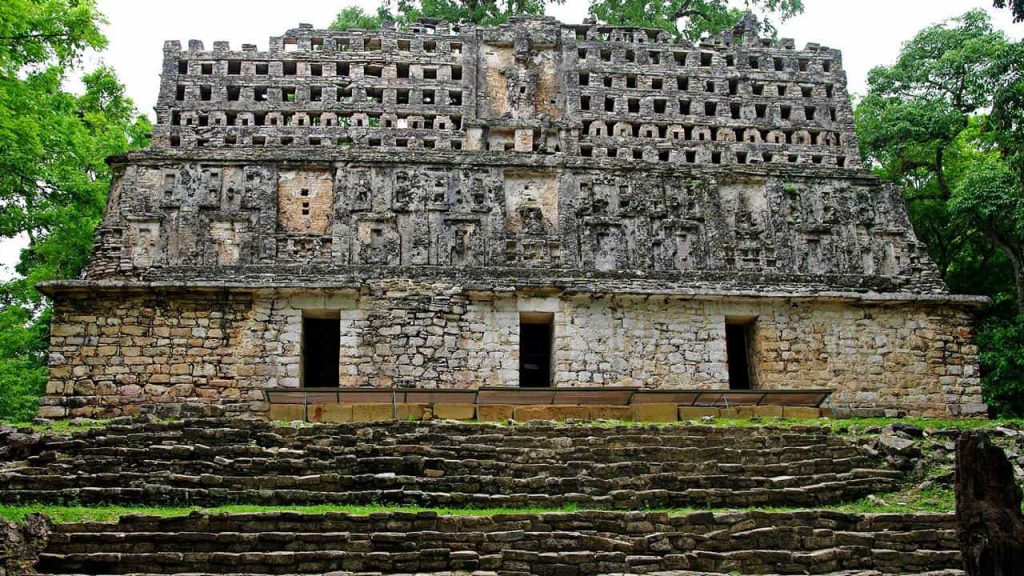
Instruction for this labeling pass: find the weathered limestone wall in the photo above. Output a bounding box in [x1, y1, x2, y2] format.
[556, 295, 983, 416]
[40, 286, 983, 419]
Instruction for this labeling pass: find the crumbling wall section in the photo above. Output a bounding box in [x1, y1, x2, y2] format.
[82, 161, 945, 294]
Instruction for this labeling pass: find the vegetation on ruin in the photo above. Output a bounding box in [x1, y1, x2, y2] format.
[330, 0, 805, 40]
[855, 9, 1024, 417]
[0, 1, 150, 421]
[0, 499, 961, 525]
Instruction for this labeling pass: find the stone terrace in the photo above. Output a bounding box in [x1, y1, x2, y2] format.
[34, 510, 962, 575]
[0, 419, 900, 509]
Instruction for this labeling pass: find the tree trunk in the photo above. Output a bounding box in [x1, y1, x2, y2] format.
[955, 431, 1024, 576]
[994, 239, 1024, 315]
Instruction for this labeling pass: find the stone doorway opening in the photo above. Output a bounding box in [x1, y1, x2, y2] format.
[520, 312, 554, 388]
[725, 318, 757, 390]
[302, 313, 340, 387]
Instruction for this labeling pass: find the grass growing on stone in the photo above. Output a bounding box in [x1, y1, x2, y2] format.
[0, 503, 585, 524]
[0, 492, 960, 525]
[0, 418, 113, 433]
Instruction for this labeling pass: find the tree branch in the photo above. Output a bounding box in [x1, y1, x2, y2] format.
[0, 32, 75, 43]
[671, 0, 710, 21]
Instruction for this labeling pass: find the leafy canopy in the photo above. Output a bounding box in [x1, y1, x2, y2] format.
[330, 0, 803, 39]
[855, 10, 1012, 296]
[994, 0, 1024, 23]
[0, 0, 150, 422]
[587, 0, 803, 41]
[331, 0, 567, 30]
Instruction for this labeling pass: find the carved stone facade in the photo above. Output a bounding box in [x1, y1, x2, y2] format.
[39, 15, 986, 418]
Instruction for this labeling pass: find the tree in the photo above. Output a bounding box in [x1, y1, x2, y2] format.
[855, 10, 1014, 299]
[952, 162, 1024, 313]
[994, 0, 1024, 23]
[332, 0, 566, 30]
[329, 6, 387, 30]
[0, 0, 106, 73]
[0, 1, 150, 421]
[587, 0, 804, 41]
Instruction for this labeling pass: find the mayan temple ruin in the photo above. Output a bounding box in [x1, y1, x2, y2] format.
[36, 14, 988, 420]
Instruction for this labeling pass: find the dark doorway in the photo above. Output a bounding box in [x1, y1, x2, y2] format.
[302, 316, 340, 388]
[520, 313, 553, 388]
[726, 322, 754, 390]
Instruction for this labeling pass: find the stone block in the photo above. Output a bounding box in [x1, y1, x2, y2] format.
[514, 405, 589, 421]
[783, 406, 823, 419]
[633, 403, 679, 423]
[320, 403, 353, 423]
[268, 403, 304, 421]
[350, 403, 395, 422]
[37, 405, 68, 419]
[678, 406, 721, 420]
[588, 405, 634, 421]
[396, 403, 429, 420]
[752, 405, 785, 418]
[720, 406, 757, 419]
[433, 403, 476, 420]
[306, 404, 327, 422]
[477, 404, 514, 422]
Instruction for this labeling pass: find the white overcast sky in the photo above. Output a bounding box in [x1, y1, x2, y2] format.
[0, 0, 1020, 277]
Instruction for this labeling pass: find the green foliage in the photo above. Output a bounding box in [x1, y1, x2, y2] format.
[407, 0, 559, 26]
[329, 5, 387, 30]
[587, 0, 803, 41]
[976, 316, 1024, 416]
[330, 0, 793, 37]
[994, 0, 1024, 23]
[332, 0, 566, 30]
[0, 0, 106, 73]
[855, 11, 1012, 293]
[0, 1, 150, 421]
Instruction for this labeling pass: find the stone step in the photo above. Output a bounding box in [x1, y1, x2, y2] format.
[14, 454, 880, 481]
[46, 528, 958, 555]
[2, 419, 895, 509]
[0, 476, 898, 508]
[34, 509, 964, 575]
[0, 467, 900, 493]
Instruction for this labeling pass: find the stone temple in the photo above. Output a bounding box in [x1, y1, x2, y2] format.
[38, 15, 987, 420]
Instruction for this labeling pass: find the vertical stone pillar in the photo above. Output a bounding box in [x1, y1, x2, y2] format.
[955, 431, 1024, 575]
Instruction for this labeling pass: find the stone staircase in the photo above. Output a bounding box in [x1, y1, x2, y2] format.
[33, 510, 962, 575]
[0, 419, 900, 508]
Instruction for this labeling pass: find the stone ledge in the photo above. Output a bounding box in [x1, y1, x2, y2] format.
[37, 276, 989, 307]
[269, 402, 829, 423]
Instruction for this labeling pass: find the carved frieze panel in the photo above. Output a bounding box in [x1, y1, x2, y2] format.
[652, 219, 704, 272]
[440, 216, 487, 267]
[504, 170, 558, 234]
[209, 220, 250, 265]
[277, 169, 333, 235]
[127, 221, 161, 267]
[354, 216, 401, 265]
